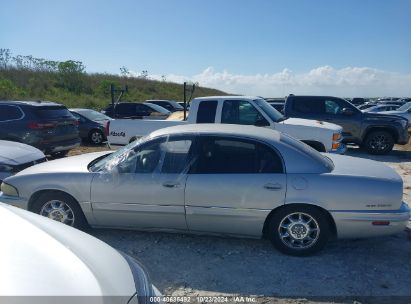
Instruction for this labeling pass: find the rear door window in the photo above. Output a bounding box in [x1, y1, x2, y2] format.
[117, 104, 136, 115]
[0, 105, 24, 121]
[293, 98, 325, 114]
[192, 136, 283, 174]
[196, 100, 217, 123]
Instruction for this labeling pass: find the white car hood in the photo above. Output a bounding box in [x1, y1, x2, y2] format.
[0, 140, 45, 165]
[0, 203, 136, 297]
[281, 117, 342, 131]
[15, 151, 112, 176]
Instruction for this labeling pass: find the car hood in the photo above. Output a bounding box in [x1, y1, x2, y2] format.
[0, 140, 45, 165]
[363, 112, 406, 121]
[15, 151, 112, 176]
[281, 117, 342, 131]
[0, 203, 136, 297]
[326, 153, 402, 181]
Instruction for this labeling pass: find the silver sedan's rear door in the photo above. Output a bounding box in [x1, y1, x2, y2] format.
[185, 136, 286, 237]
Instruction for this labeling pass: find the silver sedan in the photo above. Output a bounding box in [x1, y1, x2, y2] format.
[0, 124, 409, 256]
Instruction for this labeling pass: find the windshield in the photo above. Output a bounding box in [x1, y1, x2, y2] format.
[281, 133, 334, 172]
[89, 136, 149, 172]
[75, 109, 112, 121]
[397, 102, 411, 111]
[254, 99, 285, 122]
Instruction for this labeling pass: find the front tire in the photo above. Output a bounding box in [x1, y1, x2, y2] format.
[363, 130, 394, 155]
[267, 205, 330, 256]
[31, 192, 88, 230]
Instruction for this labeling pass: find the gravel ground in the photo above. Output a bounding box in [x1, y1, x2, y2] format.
[72, 144, 411, 303]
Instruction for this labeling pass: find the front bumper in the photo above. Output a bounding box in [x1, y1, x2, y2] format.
[398, 128, 410, 144]
[331, 202, 410, 239]
[0, 192, 29, 210]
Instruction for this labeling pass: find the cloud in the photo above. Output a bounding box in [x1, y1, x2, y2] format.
[148, 66, 411, 97]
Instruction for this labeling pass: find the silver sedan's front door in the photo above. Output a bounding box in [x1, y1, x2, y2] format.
[185, 136, 287, 237]
[90, 136, 194, 231]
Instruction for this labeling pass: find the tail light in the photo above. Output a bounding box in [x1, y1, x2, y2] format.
[105, 121, 110, 136]
[73, 119, 79, 126]
[28, 122, 56, 129]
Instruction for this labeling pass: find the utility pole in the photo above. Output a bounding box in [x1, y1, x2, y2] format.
[110, 84, 128, 118]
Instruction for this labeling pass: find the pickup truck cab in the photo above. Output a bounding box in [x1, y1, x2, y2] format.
[284, 95, 410, 154]
[108, 96, 345, 153]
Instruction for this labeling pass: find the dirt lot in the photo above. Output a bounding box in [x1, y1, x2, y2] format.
[71, 144, 411, 303]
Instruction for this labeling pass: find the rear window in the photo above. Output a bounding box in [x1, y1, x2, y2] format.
[281, 134, 334, 172]
[34, 106, 73, 119]
[197, 100, 217, 123]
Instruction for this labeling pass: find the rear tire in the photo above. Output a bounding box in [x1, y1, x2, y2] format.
[363, 130, 394, 155]
[89, 129, 104, 145]
[31, 192, 88, 230]
[267, 205, 330, 256]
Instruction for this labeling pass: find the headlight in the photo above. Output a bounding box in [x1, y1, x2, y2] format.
[399, 119, 408, 129]
[0, 164, 14, 173]
[119, 251, 154, 302]
[1, 182, 19, 197]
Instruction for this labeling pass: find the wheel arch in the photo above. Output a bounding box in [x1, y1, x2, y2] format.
[363, 126, 399, 142]
[262, 203, 337, 239]
[28, 189, 92, 227]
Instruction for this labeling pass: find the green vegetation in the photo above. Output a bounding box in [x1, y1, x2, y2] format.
[0, 49, 227, 110]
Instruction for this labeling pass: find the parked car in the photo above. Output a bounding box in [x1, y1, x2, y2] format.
[284, 95, 409, 154]
[0, 203, 159, 301]
[102, 102, 170, 119]
[1, 124, 409, 256]
[379, 102, 411, 129]
[268, 102, 285, 113]
[107, 96, 345, 154]
[357, 102, 378, 110]
[70, 108, 112, 145]
[350, 97, 369, 106]
[0, 101, 80, 157]
[178, 101, 190, 110]
[0, 140, 46, 183]
[362, 104, 400, 113]
[147, 100, 184, 112]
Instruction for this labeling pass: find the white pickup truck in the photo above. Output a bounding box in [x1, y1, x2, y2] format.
[107, 96, 346, 153]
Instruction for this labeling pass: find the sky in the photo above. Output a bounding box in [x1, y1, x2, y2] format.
[1, 0, 411, 97]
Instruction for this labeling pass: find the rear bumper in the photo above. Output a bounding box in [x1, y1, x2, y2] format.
[331, 202, 410, 239]
[41, 138, 81, 154]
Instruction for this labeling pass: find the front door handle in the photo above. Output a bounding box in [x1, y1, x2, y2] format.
[264, 183, 282, 190]
[162, 182, 180, 188]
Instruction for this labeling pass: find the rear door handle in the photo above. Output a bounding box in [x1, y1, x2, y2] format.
[264, 183, 282, 190]
[162, 182, 180, 188]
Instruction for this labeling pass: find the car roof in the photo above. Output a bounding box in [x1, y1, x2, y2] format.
[149, 123, 281, 142]
[0, 100, 62, 107]
[193, 96, 260, 101]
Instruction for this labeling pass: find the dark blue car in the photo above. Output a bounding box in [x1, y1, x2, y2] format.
[69, 109, 112, 145]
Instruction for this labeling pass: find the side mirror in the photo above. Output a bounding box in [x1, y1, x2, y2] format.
[341, 108, 354, 115]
